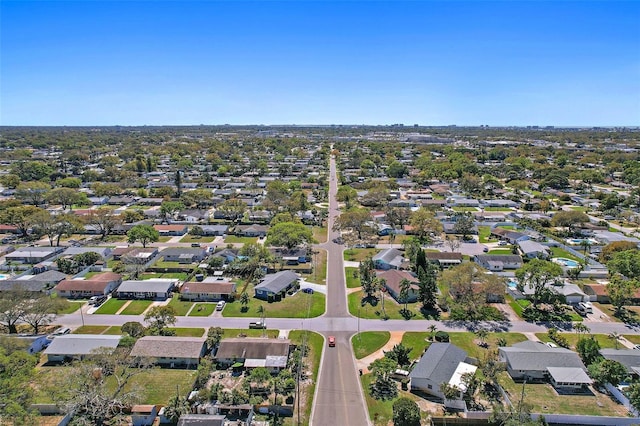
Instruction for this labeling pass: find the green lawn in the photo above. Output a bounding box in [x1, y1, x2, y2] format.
[535, 332, 620, 350]
[550, 246, 582, 262]
[288, 330, 323, 426]
[507, 296, 529, 319]
[348, 290, 425, 320]
[497, 372, 626, 416]
[451, 207, 479, 212]
[58, 301, 84, 314]
[152, 260, 196, 270]
[189, 303, 216, 316]
[104, 326, 123, 335]
[344, 248, 377, 262]
[401, 331, 528, 361]
[157, 236, 173, 242]
[179, 234, 217, 243]
[117, 369, 197, 404]
[361, 373, 426, 426]
[483, 207, 513, 211]
[345, 267, 361, 288]
[168, 295, 194, 316]
[222, 285, 325, 318]
[299, 249, 327, 285]
[478, 226, 491, 243]
[488, 249, 513, 255]
[223, 236, 257, 244]
[167, 327, 206, 337]
[221, 328, 279, 338]
[313, 226, 328, 243]
[120, 300, 153, 315]
[569, 206, 589, 212]
[140, 272, 189, 280]
[94, 298, 127, 314]
[352, 331, 391, 359]
[73, 325, 109, 334]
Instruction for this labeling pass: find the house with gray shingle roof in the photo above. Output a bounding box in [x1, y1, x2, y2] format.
[0, 270, 68, 294]
[517, 240, 550, 259]
[474, 254, 523, 271]
[214, 337, 291, 372]
[600, 349, 640, 377]
[409, 343, 476, 402]
[254, 270, 299, 300]
[129, 336, 207, 368]
[372, 248, 405, 270]
[44, 334, 122, 363]
[115, 279, 176, 300]
[499, 341, 587, 382]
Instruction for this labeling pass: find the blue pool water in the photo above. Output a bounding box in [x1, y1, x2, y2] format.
[508, 281, 518, 289]
[0, 274, 9, 280]
[554, 257, 579, 268]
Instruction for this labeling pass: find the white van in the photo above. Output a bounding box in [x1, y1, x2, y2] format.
[53, 327, 71, 336]
[216, 301, 226, 311]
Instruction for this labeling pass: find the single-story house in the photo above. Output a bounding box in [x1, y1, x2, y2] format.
[115, 279, 176, 300]
[235, 224, 268, 238]
[409, 343, 477, 403]
[160, 247, 207, 263]
[592, 230, 640, 246]
[373, 248, 405, 270]
[129, 336, 207, 368]
[177, 414, 227, 426]
[54, 272, 122, 298]
[546, 367, 593, 390]
[200, 225, 229, 236]
[61, 246, 112, 260]
[254, 270, 299, 300]
[499, 341, 587, 382]
[130, 405, 158, 426]
[4, 247, 63, 264]
[0, 270, 68, 294]
[425, 252, 463, 269]
[583, 283, 610, 303]
[215, 337, 291, 372]
[211, 248, 239, 264]
[180, 279, 236, 302]
[269, 248, 309, 264]
[377, 269, 419, 303]
[554, 283, 588, 304]
[491, 228, 530, 244]
[108, 196, 135, 205]
[442, 222, 479, 235]
[600, 349, 640, 377]
[474, 254, 523, 271]
[44, 334, 121, 363]
[517, 240, 550, 259]
[153, 224, 188, 236]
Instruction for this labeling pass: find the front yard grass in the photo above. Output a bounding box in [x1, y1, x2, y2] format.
[550, 246, 582, 262]
[222, 328, 279, 338]
[535, 332, 619, 350]
[300, 249, 327, 285]
[167, 327, 206, 337]
[94, 298, 127, 314]
[352, 332, 390, 359]
[168, 295, 194, 316]
[345, 267, 361, 288]
[488, 249, 513, 255]
[478, 226, 491, 243]
[348, 290, 424, 320]
[497, 372, 626, 416]
[223, 235, 257, 244]
[73, 325, 109, 334]
[313, 226, 328, 243]
[179, 234, 217, 243]
[141, 272, 189, 280]
[120, 300, 152, 315]
[222, 285, 325, 318]
[344, 248, 377, 262]
[507, 296, 529, 319]
[58, 301, 83, 314]
[189, 303, 216, 316]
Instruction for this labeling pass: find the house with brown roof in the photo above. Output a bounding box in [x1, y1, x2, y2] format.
[54, 272, 122, 298]
[180, 278, 236, 302]
[377, 269, 419, 303]
[214, 337, 291, 372]
[129, 336, 207, 368]
[153, 224, 188, 236]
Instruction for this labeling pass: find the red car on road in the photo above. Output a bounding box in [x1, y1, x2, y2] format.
[328, 336, 335, 347]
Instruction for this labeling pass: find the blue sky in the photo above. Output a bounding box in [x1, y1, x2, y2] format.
[1, 1, 639, 126]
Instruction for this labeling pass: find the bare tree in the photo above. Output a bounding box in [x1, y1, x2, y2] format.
[445, 236, 461, 253]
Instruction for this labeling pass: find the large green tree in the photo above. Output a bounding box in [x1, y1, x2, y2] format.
[392, 397, 421, 426]
[606, 275, 640, 315]
[515, 259, 563, 307]
[409, 208, 442, 243]
[0, 347, 39, 424]
[144, 305, 177, 336]
[266, 222, 314, 249]
[608, 250, 640, 280]
[127, 224, 160, 248]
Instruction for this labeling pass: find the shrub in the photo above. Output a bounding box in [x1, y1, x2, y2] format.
[435, 331, 450, 342]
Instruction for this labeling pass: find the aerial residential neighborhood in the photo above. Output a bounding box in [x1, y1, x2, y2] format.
[0, 124, 638, 426]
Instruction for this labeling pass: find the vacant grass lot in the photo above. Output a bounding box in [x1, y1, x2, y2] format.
[313, 226, 328, 243]
[222, 285, 325, 318]
[73, 325, 109, 334]
[345, 267, 361, 288]
[348, 290, 424, 320]
[189, 303, 216, 316]
[344, 248, 377, 262]
[300, 249, 327, 284]
[94, 298, 127, 314]
[497, 372, 626, 416]
[120, 300, 152, 315]
[223, 235, 257, 244]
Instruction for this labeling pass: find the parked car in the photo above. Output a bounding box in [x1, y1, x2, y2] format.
[216, 301, 226, 311]
[89, 295, 107, 306]
[53, 327, 71, 336]
[578, 301, 593, 314]
[498, 240, 508, 246]
[249, 320, 266, 329]
[302, 288, 314, 294]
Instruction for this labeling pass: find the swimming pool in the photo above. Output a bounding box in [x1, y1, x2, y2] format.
[553, 257, 579, 268]
[507, 281, 518, 289]
[0, 274, 9, 280]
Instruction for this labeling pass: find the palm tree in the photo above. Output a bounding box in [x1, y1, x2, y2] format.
[399, 278, 411, 312]
[475, 328, 489, 347]
[609, 332, 622, 350]
[257, 305, 266, 337]
[428, 324, 438, 342]
[573, 322, 590, 336]
[581, 239, 591, 255]
[240, 292, 250, 312]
